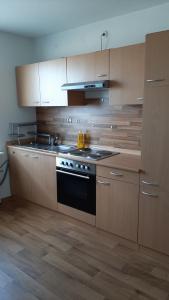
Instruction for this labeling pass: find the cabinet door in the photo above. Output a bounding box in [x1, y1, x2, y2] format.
[109, 44, 145, 105]
[96, 176, 139, 242]
[145, 30, 169, 87]
[141, 86, 169, 191]
[67, 50, 109, 83]
[16, 63, 41, 106]
[139, 188, 169, 255]
[30, 153, 57, 210]
[39, 58, 68, 106]
[8, 148, 31, 200]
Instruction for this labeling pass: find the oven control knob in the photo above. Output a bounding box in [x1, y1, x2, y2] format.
[76, 164, 80, 168]
[85, 165, 89, 170]
[80, 164, 85, 169]
[61, 161, 65, 165]
[66, 162, 69, 166]
[69, 163, 73, 167]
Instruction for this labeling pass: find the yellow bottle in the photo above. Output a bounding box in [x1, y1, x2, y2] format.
[77, 130, 84, 149]
[84, 130, 90, 149]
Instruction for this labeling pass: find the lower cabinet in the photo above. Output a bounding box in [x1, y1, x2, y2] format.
[96, 167, 139, 242]
[8, 148, 57, 210]
[139, 180, 169, 256]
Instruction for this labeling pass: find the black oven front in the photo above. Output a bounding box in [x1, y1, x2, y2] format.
[56, 157, 96, 215]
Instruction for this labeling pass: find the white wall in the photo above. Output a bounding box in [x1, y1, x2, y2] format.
[0, 31, 36, 198]
[34, 2, 169, 61]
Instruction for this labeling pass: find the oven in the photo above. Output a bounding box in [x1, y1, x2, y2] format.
[56, 157, 96, 215]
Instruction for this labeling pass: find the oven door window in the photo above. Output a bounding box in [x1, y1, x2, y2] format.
[57, 169, 96, 215]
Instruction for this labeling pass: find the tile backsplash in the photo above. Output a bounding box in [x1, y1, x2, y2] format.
[36, 103, 143, 150]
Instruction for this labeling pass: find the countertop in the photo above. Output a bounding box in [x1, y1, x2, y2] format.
[8, 145, 141, 173]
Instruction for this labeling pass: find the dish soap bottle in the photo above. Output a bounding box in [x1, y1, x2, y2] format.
[84, 130, 90, 149]
[77, 130, 84, 149]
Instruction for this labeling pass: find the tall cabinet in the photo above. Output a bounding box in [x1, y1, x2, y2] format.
[139, 30, 169, 256]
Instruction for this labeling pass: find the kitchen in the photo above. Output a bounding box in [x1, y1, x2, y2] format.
[0, 1, 169, 299]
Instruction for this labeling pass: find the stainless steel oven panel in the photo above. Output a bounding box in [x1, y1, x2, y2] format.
[56, 157, 96, 175]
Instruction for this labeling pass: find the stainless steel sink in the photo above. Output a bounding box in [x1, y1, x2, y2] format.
[22, 143, 76, 154]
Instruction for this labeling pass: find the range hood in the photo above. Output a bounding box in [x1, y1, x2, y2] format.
[61, 80, 110, 91]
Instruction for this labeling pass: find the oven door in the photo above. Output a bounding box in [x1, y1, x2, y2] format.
[56, 167, 96, 215]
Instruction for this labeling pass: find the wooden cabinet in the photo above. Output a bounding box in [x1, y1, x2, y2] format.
[8, 148, 32, 200]
[109, 43, 145, 105]
[141, 86, 169, 187]
[145, 30, 169, 87]
[8, 147, 57, 211]
[139, 30, 169, 256]
[39, 58, 68, 106]
[139, 185, 169, 256]
[67, 50, 109, 83]
[96, 167, 139, 242]
[16, 63, 41, 106]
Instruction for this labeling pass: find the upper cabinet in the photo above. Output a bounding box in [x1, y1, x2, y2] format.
[145, 31, 169, 87]
[39, 58, 67, 106]
[67, 50, 109, 83]
[16, 59, 68, 107]
[16, 63, 41, 106]
[109, 43, 145, 105]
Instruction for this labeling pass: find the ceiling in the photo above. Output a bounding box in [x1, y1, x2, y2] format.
[0, 0, 169, 38]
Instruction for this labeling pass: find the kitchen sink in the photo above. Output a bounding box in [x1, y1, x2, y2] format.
[22, 143, 76, 154]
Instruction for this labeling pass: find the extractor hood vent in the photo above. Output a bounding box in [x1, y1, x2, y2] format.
[61, 80, 110, 91]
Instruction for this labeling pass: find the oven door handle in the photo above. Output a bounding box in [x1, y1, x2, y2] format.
[56, 169, 90, 180]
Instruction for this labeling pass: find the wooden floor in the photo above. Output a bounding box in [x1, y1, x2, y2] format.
[0, 198, 169, 300]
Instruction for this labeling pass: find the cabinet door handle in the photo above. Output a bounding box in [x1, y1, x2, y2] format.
[31, 156, 39, 159]
[42, 101, 50, 104]
[141, 191, 158, 198]
[141, 180, 159, 187]
[110, 172, 123, 177]
[146, 79, 165, 83]
[137, 97, 144, 101]
[97, 180, 110, 186]
[97, 74, 107, 77]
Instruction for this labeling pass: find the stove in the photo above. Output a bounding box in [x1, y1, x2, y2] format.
[69, 148, 119, 160]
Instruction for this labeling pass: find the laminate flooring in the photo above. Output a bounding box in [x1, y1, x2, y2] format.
[0, 197, 169, 300]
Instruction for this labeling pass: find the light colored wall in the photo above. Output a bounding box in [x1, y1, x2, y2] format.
[34, 2, 169, 61]
[0, 31, 36, 198]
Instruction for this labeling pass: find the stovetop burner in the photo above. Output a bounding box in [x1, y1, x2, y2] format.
[69, 148, 119, 160]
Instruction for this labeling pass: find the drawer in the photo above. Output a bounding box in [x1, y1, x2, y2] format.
[97, 165, 139, 185]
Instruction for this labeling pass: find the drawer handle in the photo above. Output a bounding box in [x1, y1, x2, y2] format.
[146, 79, 165, 83]
[97, 74, 107, 77]
[141, 191, 158, 198]
[141, 180, 159, 187]
[23, 154, 29, 157]
[137, 97, 144, 101]
[110, 172, 123, 177]
[31, 156, 39, 159]
[97, 180, 110, 186]
[42, 101, 50, 104]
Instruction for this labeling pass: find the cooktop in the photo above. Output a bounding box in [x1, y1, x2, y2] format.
[69, 148, 119, 160]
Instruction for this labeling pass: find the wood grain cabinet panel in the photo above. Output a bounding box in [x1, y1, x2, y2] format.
[96, 175, 139, 242]
[8, 148, 32, 200]
[141, 86, 169, 190]
[109, 43, 145, 105]
[39, 58, 68, 106]
[8, 148, 57, 211]
[139, 187, 169, 256]
[30, 153, 57, 210]
[67, 50, 109, 83]
[16, 63, 41, 106]
[145, 30, 169, 87]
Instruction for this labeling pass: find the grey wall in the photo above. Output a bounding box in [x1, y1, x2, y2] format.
[0, 31, 36, 198]
[34, 2, 169, 61]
